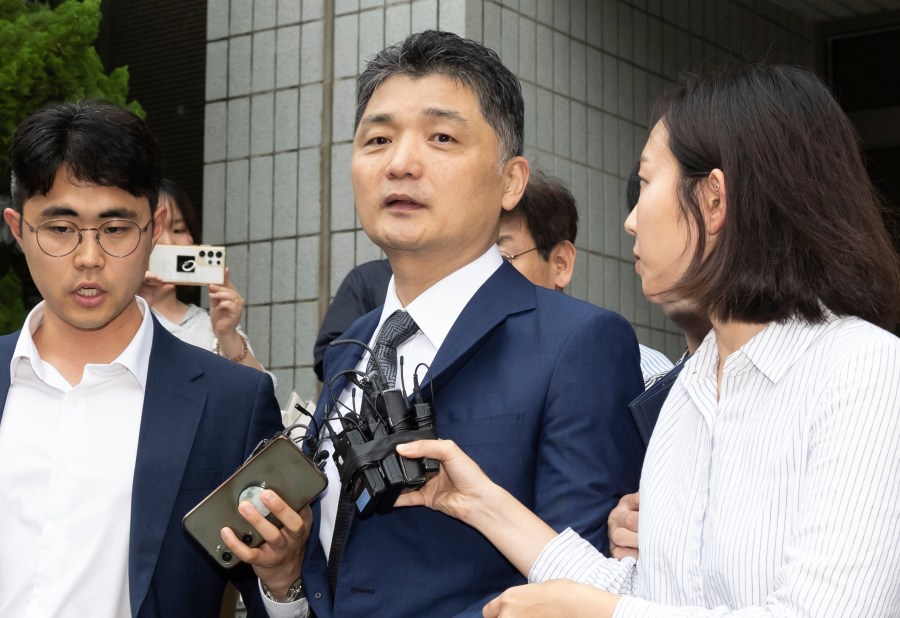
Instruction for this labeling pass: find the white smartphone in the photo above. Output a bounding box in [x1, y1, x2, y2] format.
[149, 244, 226, 285]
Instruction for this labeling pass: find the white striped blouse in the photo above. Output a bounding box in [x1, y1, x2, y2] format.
[530, 313, 900, 617]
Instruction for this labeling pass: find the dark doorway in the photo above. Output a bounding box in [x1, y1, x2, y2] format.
[97, 0, 208, 304]
[824, 19, 900, 279]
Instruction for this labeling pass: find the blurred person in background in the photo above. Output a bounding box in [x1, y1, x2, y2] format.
[140, 178, 267, 373]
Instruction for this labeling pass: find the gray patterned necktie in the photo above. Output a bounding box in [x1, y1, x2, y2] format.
[365, 310, 419, 389]
[328, 309, 419, 593]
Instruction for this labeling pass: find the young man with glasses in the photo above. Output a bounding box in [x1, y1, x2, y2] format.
[0, 101, 308, 617]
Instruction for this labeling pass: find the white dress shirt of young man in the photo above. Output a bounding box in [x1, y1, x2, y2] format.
[0, 297, 304, 618]
[0, 298, 153, 616]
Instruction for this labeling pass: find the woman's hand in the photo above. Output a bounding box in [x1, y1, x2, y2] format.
[209, 267, 246, 351]
[394, 439, 495, 521]
[482, 580, 620, 618]
[608, 492, 640, 560]
[207, 268, 265, 371]
[396, 439, 558, 577]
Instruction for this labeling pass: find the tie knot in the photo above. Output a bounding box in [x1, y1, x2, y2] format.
[366, 310, 419, 389]
[377, 310, 419, 349]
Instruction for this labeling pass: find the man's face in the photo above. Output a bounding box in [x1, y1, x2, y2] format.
[497, 215, 558, 290]
[3, 168, 165, 337]
[351, 74, 525, 271]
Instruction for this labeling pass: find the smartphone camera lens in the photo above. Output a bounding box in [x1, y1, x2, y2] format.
[216, 251, 223, 257]
[199, 250, 206, 257]
[221, 551, 234, 563]
[241, 532, 254, 545]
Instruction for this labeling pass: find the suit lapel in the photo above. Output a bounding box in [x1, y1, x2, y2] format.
[422, 263, 535, 395]
[314, 311, 380, 427]
[129, 322, 207, 616]
[0, 328, 207, 616]
[0, 333, 17, 426]
[315, 264, 535, 412]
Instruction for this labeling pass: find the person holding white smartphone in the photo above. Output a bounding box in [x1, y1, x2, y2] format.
[140, 178, 267, 373]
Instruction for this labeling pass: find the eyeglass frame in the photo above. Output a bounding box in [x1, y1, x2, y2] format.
[500, 246, 539, 262]
[20, 217, 154, 258]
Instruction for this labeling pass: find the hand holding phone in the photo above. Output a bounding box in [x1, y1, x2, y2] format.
[182, 436, 327, 568]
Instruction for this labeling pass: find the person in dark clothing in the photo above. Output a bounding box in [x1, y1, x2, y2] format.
[312, 259, 392, 382]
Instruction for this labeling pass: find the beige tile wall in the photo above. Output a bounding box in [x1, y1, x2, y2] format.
[205, 0, 813, 404]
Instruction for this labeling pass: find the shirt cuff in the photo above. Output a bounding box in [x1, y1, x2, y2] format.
[613, 595, 722, 618]
[258, 579, 310, 618]
[529, 528, 603, 584]
[528, 528, 637, 594]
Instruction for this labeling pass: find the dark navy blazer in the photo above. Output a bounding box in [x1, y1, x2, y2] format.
[629, 360, 687, 447]
[303, 262, 646, 617]
[0, 318, 284, 618]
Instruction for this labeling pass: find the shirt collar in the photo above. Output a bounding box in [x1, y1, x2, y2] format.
[682, 310, 839, 386]
[378, 246, 504, 351]
[10, 296, 155, 389]
[738, 311, 838, 384]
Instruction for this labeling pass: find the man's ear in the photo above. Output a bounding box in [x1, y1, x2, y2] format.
[3, 208, 24, 246]
[150, 203, 168, 248]
[702, 169, 727, 236]
[551, 240, 577, 290]
[500, 156, 530, 212]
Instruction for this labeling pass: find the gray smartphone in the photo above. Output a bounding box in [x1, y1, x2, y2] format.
[182, 435, 327, 568]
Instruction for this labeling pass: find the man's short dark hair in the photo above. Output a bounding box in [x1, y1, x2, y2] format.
[653, 63, 900, 330]
[355, 30, 524, 167]
[502, 171, 578, 260]
[9, 100, 161, 214]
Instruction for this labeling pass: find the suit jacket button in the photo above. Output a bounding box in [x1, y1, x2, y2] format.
[314, 592, 322, 599]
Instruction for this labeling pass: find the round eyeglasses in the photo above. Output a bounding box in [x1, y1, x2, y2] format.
[22, 218, 153, 258]
[500, 246, 538, 262]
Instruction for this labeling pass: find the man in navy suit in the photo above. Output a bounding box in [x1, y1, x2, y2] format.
[300, 31, 645, 617]
[0, 101, 308, 616]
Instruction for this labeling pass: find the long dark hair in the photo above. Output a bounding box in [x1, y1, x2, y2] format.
[654, 63, 900, 330]
[159, 178, 202, 244]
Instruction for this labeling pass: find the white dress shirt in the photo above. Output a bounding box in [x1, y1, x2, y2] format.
[317, 247, 504, 557]
[637, 344, 674, 386]
[529, 313, 900, 617]
[0, 299, 153, 617]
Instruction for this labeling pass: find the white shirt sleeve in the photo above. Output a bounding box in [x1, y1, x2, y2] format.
[529, 528, 638, 593]
[258, 580, 310, 618]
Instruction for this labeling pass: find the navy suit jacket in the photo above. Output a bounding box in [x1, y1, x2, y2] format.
[0, 318, 284, 618]
[303, 263, 645, 617]
[629, 360, 687, 447]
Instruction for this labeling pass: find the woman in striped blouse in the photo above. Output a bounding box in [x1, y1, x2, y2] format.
[395, 63, 900, 617]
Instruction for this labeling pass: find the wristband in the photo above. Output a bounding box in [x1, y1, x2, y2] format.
[262, 577, 304, 603]
[214, 334, 249, 362]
